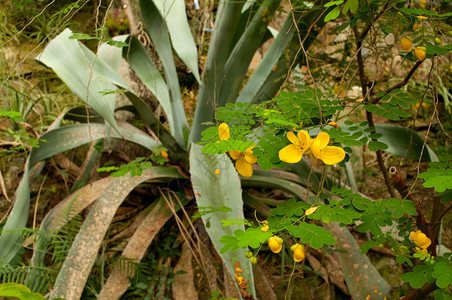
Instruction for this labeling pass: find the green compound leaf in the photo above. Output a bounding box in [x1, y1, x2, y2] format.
[286, 223, 336, 249]
[330, 186, 372, 210]
[220, 234, 241, 254]
[419, 162, 452, 193]
[387, 198, 418, 218]
[268, 198, 308, 217]
[401, 265, 435, 289]
[364, 103, 411, 121]
[432, 262, 452, 289]
[309, 206, 360, 225]
[236, 228, 273, 249]
[385, 89, 418, 109]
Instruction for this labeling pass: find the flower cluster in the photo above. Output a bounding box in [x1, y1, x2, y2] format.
[410, 230, 431, 250]
[217, 123, 346, 177]
[279, 130, 345, 165]
[218, 123, 257, 177]
[400, 36, 426, 61]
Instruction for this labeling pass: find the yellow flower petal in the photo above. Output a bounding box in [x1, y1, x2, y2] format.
[291, 244, 305, 262]
[410, 230, 431, 249]
[279, 144, 303, 163]
[235, 157, 254, 177]
[286, 131, 299, 146]
[305, 206, 318, 216]
[297, 130, 311, 148]
[229, 150, 241, 160]
[244, 151, 258, 164]
[218, 123, 230, 140]
[320, 146, 346, 165]
[310, 139, 323, 160]
[268, 236, 283, 253]
[400, 37, 412, 51]
[314, 132, 330, 148]
[414, 47, 426, 61]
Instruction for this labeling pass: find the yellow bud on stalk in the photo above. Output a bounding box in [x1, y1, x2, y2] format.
[414, 47, 427, 61]
[291, 244, 306, 262]
[400, 36, 413, 51]
[268, 236, 283, 253]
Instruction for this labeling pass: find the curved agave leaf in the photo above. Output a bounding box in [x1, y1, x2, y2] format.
[0, 121, 158, 266]
[29, 122, 159, 166]
[324, 222, 391, 298]
[151, 0, 201, 84]
[139, 0, 189, 146]
[36, 29, 123, 135]
[218, 0, 282, 106]
[123, 36, 175, 136]
[189, 144, 256, 299]
[97, 35, 128, 71]
[98, 194, 187, 299]
[49, 167, 183, 300]
[0, 116, 63, 266]
[241, 1, 327, 104]
[375, 124, 438, 162]
[189, 0, 245, 143]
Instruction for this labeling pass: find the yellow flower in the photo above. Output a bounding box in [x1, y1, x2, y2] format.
[410, 230, 431, 249]
[261, 224, 269, 232]
[219, 122, 230, 140]
[414, 47, 426, 61]
[268, 236, 283, 253]
[310, 132, 345, 165]
[229, 145, 257, 177]
[291, 244, 305, 262]
[160, 150, 168, 158]
[400, 36, 413, 51]
[279, 130, 311, 163]
[215, 169, 220, 175]
[328, 121, 339, 129]
[305, 206, 318, 216]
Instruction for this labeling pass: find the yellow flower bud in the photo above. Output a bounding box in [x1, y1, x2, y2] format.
[291, 244, 306, 262]
[160, 150, 168, 158]
[400, 37, 413, 51]
[414, 47, 426, 61]
[261, 224, 269, 232]
[410, 230, 431, 249]
[215, 169, 220, 175]
[268, 236, 283, 253]
[305, 206, 318, 216]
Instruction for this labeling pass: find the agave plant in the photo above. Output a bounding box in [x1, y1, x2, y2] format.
[0, 0, 442, 299]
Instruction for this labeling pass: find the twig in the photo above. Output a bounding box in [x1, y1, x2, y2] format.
[352, 14, 396, 198]
[371, 61, 423, 105]
[389, 166, 436, 256]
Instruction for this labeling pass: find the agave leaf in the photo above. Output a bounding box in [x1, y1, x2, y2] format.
[374, 124, 438, 162]
[36, 29, 123, 135]
[0, 120, 157, 266]
[27, 176, 116, 280]
[97, 35, 129, 71]
[49, 167, 183, 300]
[29, 122, 159, 166]
[139, 0, 189, 146]
[189, 0, 245, 143]
[189, 144, 256, 298]
[218, 0, 282, 106]
[123, 36, 175, 136]
[151, 0, 201, 84]
[98, 194, 187, 299]
[323, 222, 390, 298]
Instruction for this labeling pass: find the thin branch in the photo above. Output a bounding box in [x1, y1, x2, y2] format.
[371, 60, 423, 104]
